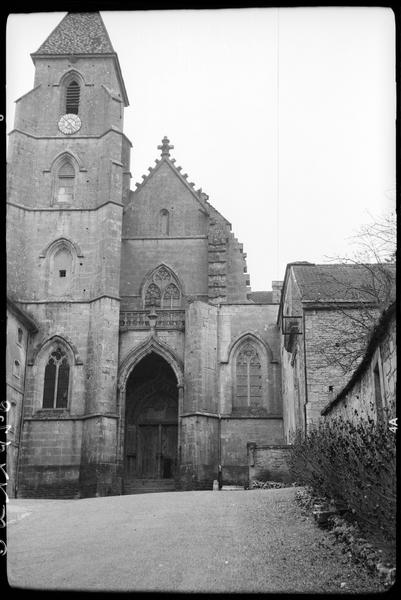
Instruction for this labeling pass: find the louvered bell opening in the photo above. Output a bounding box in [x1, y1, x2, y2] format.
[66, 81, 80, 114]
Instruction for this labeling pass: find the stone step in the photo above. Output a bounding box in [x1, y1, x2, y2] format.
[123, 478, 177, 495]
[123, 490, 176, 495]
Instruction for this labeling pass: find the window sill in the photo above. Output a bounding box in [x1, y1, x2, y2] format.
[35, 408, 70, 418]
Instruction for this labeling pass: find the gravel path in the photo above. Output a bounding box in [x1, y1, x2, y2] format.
[6, 487, 382, 593]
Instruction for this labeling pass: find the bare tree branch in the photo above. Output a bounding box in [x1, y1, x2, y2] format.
[316, 211, 396, 375]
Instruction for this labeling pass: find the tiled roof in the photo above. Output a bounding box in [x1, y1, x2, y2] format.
[7, 297, 38, 332]
[292, 263, 396, 303]
[248, 291, 273, 304]
[33, 12, 115, 55]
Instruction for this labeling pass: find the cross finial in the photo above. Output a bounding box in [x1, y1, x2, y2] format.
[157, 136, 174, 158]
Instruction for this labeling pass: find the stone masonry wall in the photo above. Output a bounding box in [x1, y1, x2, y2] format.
[322, 310, 396, 423]
[184, 301, 218, 414]
[206, 202, 249, 304]
[120, 238, 208, 308]
[303, 308, 374, 426]
[248, 444, 293, 483]
[180, 302, 219, 486]
[218, 304, 281, 415]
[179, 415, 219, 490]
[280, 336, 305, 443]
[279, 269, 306, 441]
[8, 47, 127, 498]
[17, 56, 125, 138]
[18, 418, 83, 498]
[221, 418, 284, 486]
[6, 308, 32, 497]
[120, 159, 210, 307]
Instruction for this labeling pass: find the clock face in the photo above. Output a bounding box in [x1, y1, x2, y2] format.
[58, 113, 81, 135]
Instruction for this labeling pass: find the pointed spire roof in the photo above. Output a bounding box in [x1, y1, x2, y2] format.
[31, 12, 129, 106]
[33, 12, 115, 55]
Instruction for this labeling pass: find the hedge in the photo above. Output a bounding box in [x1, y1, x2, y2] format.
[288, 412, 396, 544]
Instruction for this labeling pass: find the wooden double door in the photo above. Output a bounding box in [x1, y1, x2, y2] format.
[125, 355, 179, 481]
[125, 414, 178, 480]
[134, 423, 178, 479]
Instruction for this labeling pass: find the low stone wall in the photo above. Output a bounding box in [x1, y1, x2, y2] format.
[247, 442, 293, 483]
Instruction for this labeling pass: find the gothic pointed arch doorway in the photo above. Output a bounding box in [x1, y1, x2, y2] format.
[124, 352, 178, 490]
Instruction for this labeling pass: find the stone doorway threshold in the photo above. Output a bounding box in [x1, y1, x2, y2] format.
[123, 478, 177, 494]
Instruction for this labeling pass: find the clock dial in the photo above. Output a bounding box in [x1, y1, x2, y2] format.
[58, 113, 81, 135]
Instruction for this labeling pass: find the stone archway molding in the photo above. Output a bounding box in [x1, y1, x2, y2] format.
[223, 330, 275, 364]
[39, 236, 84, 259]
[57, 68, 87, 87]
[46, 150, 87, 173]
[28, 333, 83, 366]
[118, 335, 184, 392]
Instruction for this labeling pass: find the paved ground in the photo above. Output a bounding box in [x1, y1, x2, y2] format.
[6, 487, 381, 593]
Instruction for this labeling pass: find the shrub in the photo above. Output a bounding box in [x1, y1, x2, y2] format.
[289, 412, 396, 544]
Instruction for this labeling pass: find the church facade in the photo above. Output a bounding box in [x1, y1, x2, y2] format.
[7, 12, 287, 498]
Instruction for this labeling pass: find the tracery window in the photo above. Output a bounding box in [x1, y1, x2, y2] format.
[163, 283, 180, 309]
[235, 342, 262, 408]
[65, 80, 80, 114]
[42, 348, 70, 409]
[145, 283, 161, 308]
[143, 265, 182, 309]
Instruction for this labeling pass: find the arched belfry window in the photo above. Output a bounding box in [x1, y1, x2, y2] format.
[56, 159, 75, 203]
[234, 341, 262, 410]
[42, 347, 70, 409]
[143, 265, 182, 309]
[159, 209, 170, 235]
[66, 80, 80, 114]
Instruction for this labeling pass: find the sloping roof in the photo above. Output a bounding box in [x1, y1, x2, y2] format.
[292, 263, 396, 304]
[33, 12, 115, 55]
[7, 297, 38, 332]
[248, 291, 273, 304]
[31, 12, 129, 106]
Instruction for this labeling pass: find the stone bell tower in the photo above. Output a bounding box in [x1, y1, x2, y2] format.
[7, 12, 132, 497]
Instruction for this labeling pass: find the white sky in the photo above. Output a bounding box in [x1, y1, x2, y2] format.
[6, 8, 396, 291]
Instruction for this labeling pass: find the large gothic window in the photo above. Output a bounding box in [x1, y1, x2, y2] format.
[143, 265, 182, 309]
[56, 159, 75, 204]
[234, 341, 262, 409]
[65, 80, 80, 114]
[42, 348, 70, 409]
